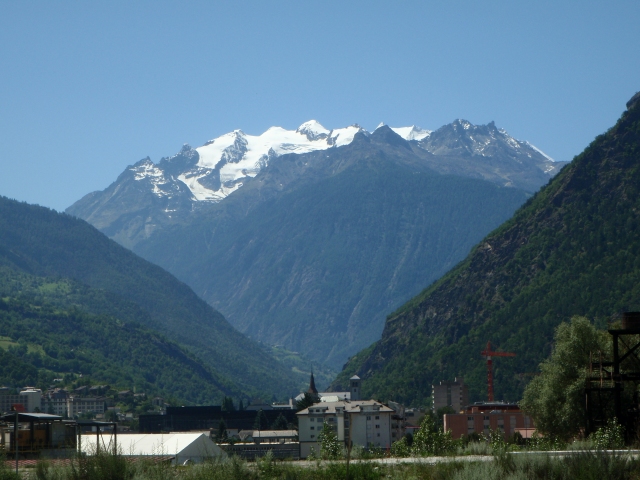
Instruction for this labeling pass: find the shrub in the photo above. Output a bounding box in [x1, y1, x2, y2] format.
[412, 414, 455, 456]
[591, 418, 624, 450]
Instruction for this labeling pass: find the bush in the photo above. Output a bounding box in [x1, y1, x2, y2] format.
[391, 436, 411, 457]
[591, 418, 625, 450]
[412, 414, 455, 456]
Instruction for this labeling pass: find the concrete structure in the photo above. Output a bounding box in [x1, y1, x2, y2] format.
[0, 388, 44, 414]
[43, 389, 69, 416]
[80, 433, 226, 465]
[139, 406, 297, 433]
[432, 378, 468, 413]
[297, 400, 393, 459]
[387, 401, 406, 443]
[221, 441, 299, 460]
[67, 397, 106, 418]
[443, 402, 534, 440]
[350, 375, 361, 401]
[236, 430, 298, 444]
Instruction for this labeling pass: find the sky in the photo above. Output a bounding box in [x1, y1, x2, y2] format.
[1, 1, 639, 212]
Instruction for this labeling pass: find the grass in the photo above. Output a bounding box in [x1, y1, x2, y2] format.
[23, 449, 640, 480]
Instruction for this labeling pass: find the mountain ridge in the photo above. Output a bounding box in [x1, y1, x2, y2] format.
[331, 95, 640, 405]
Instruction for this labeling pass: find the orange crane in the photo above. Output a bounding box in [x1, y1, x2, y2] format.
[481, 341, 516, 402]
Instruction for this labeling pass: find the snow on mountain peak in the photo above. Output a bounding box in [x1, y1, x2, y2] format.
[390, 125, 431, 141]
[297, 120, 330, 140]
[131, 118, 552, 205]
[188, 122, 365, 202]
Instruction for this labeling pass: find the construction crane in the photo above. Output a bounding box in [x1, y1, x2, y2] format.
[481, 341, 516, 402]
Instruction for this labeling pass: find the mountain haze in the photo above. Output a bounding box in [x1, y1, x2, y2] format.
[67, 120, 565, 369]
[333, 94, 640, 405]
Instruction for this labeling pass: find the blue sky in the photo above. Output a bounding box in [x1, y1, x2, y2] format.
[1, 1, 639, 211]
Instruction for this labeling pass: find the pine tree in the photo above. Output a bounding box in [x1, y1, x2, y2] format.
[215, 418, 228, 443]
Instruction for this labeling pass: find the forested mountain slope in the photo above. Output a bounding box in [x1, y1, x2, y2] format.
[333, 94, 640, 405]
[0, 268, 240, 403]
[0, 196, 304, 398]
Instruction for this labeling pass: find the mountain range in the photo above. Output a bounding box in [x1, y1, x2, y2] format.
[67, 119, 567, 370]
[332, 94, 640, 405]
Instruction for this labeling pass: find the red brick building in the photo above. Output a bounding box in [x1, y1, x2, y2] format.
[443, 402, 534, 440]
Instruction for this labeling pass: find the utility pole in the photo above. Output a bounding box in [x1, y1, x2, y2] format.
[14, 409, 18, 475]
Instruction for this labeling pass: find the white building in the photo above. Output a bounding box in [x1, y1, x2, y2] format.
[19, 389, 42, 412]
[67, 396, 106, 417]
[297, 400, 393, 459]
[80, 433, 226, 465]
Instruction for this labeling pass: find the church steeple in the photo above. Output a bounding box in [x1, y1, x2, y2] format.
[307, 370, 318, 395]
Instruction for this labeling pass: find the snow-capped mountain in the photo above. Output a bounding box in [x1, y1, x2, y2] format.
[182, 121, 363, 202]
[67, 118, 565, 249]
[123, 119, 557, 207]
[418, 119, 555, 165]
[66, 118, 568, 369]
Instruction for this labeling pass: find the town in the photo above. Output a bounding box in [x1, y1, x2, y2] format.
[0, 370, 536, 462]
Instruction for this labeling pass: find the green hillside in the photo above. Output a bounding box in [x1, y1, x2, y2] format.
[333, 96, 640, 405]
[0, 268, 239, 402]
[0, 197, 305, 399]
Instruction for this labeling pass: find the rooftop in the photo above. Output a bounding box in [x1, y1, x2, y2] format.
[297, 400, 394, 416]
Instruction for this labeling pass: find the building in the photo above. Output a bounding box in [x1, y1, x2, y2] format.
[221, 431, 299, 460]
[139, 406, 297, 433]
[387, 401, 406, 442]
[297, 400, 393, 459]
[293, 372, 352, 404]
[80, 433, 226, 465]
[236, 429, 298, 444]
[443, 402, 534, 440]
[350, 375, 361, 401]
[0, 413, 76, 453]
[67, 396, 106, 417]
[432, 378, 468, 413]
[43, 389, 69, 416]
[0, 388, 43, 414]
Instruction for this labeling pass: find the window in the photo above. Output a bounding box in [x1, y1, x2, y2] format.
[377, 433, 380, 437]
[311, 435, 315, 439]
[310, 418, 314, 422]
[310, 426, 314, 430]
[366, 416, 371, 420]
[375, 416, 380, 420]
[375, 425, 380, 429]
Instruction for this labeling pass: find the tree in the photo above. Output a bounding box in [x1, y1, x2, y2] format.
[253, 409, 268, 431]
[221, 396, 235, 412]
[318, 423, 342, 459]
[215, 418, 228, 443]
[520, 316, 608, 441]
[271, 412, 288, 430]
[411, 414, 455, 456]
[296, 392, 319, 411]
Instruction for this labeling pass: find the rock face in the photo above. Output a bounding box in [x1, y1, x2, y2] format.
[67, 119, 566, 370]
[332, 98, 640, 405]
[627, 91, 640, 110]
